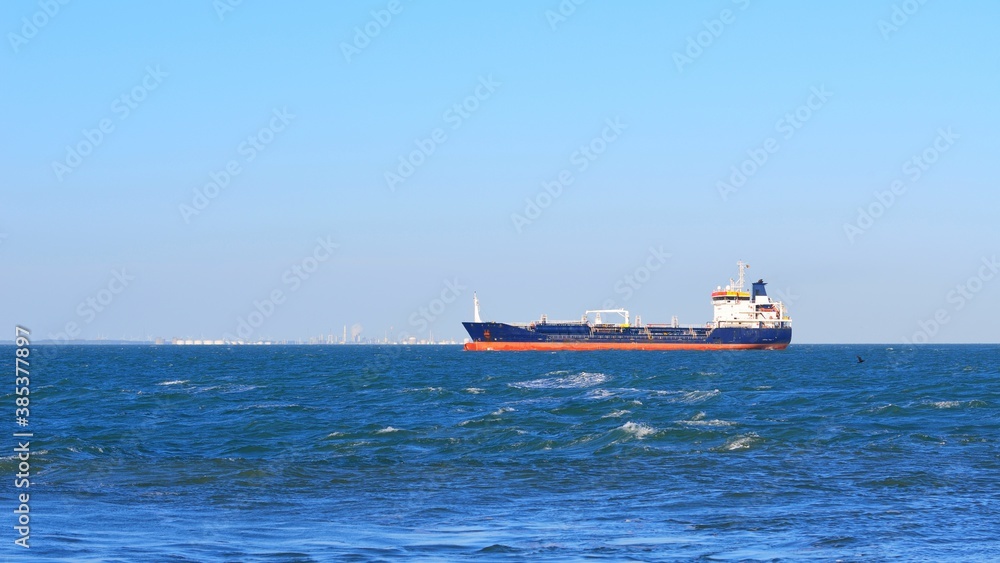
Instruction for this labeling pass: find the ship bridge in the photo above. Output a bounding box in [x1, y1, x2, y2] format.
[711, 261, 791, 329]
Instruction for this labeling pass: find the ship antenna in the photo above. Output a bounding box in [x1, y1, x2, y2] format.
[473, 292, 482, 323]
[736, 260, 749, 291]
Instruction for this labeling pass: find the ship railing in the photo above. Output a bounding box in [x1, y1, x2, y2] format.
[645, 323, 710, 329]
[511, 320, 589, 326]
[561, 333, 712, 342]
[714, 320, 792, 328]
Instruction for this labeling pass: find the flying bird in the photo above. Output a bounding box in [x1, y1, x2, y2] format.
[856, 355, 865, 364]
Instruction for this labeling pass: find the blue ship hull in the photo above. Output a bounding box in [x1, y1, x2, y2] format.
[463, 321, 791, 351]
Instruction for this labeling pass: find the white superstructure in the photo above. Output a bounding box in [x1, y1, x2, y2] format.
[710, 261, 791, 329]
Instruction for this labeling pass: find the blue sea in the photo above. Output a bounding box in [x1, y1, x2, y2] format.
[4, 344, 999, 561]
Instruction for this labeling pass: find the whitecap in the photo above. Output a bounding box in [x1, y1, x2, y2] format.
[587, 389, 614, 399]
[720, 433, 759, 451]
[602, 409, 631, 419]
[376, 426, 400, 434]
[619, 421, 656, 439]
[0, 449, 48, 461]
[490, 407, 514, 416]
[675, 389, 720, 404]
[157, 380, 188, 386]
[679, 416, 736, 428]
[464, 387, 485, 394]
[930, 401, 961, 409]
[512, 371, 609, 389]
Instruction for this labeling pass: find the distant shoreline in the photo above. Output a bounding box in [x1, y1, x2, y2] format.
[0, 340, 464, 346]
[0, 341, 995, 346]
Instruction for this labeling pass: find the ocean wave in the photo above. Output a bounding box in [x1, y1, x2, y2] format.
[233, 403, 300, 411]
[458, 407, 514, 426]
[926, 400, 987, 409]
[376, 426, 400, 434]
[0, 449, 49, 461]
[157, 380, 188, 386]
[194, 384, 256, 394]
[601, 409, 630, 419]
[679, 412, 736, 427]
[676, 390, 721, 404]
[718, 433, 760, 451]
[464, 387, 485, 394]
[618, 421, 656, 439]
[930, 400, 961, 409]
[867, 403, 904, 415]
[512, 371, 609, 389]
[681, 419, 736, 428]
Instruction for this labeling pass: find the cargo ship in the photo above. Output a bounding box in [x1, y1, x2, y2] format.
[462, 261, 791, 351]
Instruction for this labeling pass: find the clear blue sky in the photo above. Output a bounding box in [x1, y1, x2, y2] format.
[2, 0, 998, 343]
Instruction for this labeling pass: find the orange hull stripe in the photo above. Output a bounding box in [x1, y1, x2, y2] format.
[463, 342, 789, 351]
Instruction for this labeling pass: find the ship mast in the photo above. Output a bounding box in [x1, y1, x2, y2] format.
[731, 260, 749, 291]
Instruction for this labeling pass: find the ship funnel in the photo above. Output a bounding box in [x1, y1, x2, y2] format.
[751, 279, 767, 302]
